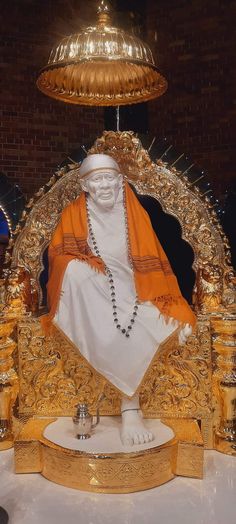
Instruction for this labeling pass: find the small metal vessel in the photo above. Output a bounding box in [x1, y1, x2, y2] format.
[73, 403, 100, 439]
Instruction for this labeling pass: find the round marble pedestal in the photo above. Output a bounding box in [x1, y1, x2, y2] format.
[44, 416, 174, 453]
[40, 417, 177, 493]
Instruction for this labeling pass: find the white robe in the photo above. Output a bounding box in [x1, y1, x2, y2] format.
[54, 193, 177, 397]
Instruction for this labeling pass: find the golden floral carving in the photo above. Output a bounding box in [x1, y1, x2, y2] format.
[3, 267, 38, 316]
[193, 265, 223, 313]
[140, 319, 212, 419]
[222, 269, 236, 310]
[18, 320, 108, 416]
[18, 318, 212, 420]
[211, 314, 236, 455]
[0, 316, 19, 447]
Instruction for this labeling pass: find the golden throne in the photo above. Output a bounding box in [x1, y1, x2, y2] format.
[1, 131, 235, 492]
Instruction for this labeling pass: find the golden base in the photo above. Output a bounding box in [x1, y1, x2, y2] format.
[0, 420, 13, 449]
[0, 438, 14, 450]
[214, 432, 236, 456]
[14, 418, 204, 493]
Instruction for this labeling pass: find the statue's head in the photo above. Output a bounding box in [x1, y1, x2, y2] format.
[79, 154, 123, 209]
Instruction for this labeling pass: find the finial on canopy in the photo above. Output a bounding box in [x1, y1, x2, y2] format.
[97, 0, 111, 26]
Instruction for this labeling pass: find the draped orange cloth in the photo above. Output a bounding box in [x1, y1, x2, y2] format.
[41, 182, 196, 332]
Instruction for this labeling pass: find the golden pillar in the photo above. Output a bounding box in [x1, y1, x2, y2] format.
[211, 314, 236, 455]
[0, 316, 18, 450]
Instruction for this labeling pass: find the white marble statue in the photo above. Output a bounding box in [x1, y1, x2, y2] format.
[46, 154, 195, 446]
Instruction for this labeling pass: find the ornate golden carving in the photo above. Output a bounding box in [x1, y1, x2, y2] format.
[18, 320, 107, 416]
[3, 267, 38, 316]
[89, 131, 155, 182]
[141, 318, 212, 419]
[14, 417, 203, 492]
[194, 264, 223, 313]
[223, 269, 236, 310]
[211, 314, 236, 455]
[17, 318, 212, 422]
[0, 316, 19, 449]
[200, 417, 214, 449]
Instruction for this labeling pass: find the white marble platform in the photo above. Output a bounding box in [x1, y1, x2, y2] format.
[43, 416, 174, 453]
[1, 448, 236, 524]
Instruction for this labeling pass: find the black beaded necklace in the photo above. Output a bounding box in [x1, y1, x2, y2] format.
[85, 188, 139, 338]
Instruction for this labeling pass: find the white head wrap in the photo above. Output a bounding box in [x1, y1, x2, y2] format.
[79, 154, 120, 180]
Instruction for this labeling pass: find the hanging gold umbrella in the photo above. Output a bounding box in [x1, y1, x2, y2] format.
[36, 1, 167, 106]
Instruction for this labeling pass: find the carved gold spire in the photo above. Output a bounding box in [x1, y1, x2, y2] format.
[36, 1, 167, 106]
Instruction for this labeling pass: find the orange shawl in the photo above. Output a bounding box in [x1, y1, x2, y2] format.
[41, 183, 196, 332]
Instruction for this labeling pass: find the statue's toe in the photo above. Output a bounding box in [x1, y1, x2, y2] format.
[139, 433, 146, 445]
[144, 432, 150, 444]
[147, 431, 154, 443]
[122, 429, 154, 446]
[133, 433, 140, 445]
[121, 432, 134, 446]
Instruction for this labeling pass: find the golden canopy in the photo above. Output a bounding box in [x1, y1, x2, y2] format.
[36, 1, 167, 106]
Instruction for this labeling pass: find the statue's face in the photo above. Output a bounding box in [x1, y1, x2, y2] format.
[82, 171, 122, 209]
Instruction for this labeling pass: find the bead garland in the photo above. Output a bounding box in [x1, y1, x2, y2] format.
[85, 188, 139, 338]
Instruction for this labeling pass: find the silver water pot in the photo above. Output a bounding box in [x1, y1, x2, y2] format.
[73, 403, 100, 439]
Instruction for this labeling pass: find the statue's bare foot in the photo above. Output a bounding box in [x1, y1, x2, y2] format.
[121, 409, 154, 447]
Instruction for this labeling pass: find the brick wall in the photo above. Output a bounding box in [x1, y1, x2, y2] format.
[146, 0, 235, 197]
[0, 0, 235, 200]
[0, 0, 104, 198]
